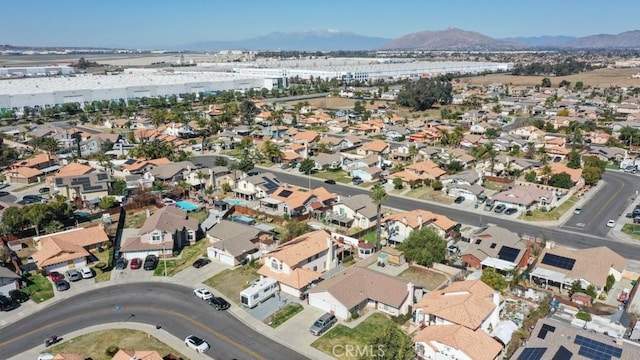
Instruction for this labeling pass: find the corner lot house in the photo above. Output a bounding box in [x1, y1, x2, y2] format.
[258, 230, 338, 297]
[413, 324, 503, 360]
[120, 207, 200, 260]
[308, 267, 414, 320]
[32, 227, 110, 273]
[462, 226, 530, 272]
[206, 220, 275, 266]
[490, 184, 556, 210]
[382, 209, 457, 245]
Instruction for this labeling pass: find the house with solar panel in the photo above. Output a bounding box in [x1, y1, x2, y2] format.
[529, 244, 628, 295]
[514, 317, 640, 360]
[53, 172, 112, 204]
[233, 172, 281, 201]
[461, 225, 531, 272]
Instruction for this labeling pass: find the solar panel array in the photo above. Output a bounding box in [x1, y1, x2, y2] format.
[538, 324, 556, 339]
[262, 176, 279, 191]
[518, 348, 547, 360]
[541, 253, 576, 270]
[574, 335, 623, 360]
[552, 346, 573, 360]
[278, 189, 293, 198]
[97, 173, 109, 181]
[498, 246, 521, 263]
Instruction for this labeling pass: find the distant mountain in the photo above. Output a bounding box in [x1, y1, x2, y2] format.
[381, 27, 526, 51]
[181, 30, 390, 51]
[556, 30, 640, 49]
[500, 35, 577, 47]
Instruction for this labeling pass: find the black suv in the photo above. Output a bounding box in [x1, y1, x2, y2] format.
[9, 290, 29, 303]
[0, 295, 19, 311]
[143, 255, 159, 270]
[208, 297, 230, 310]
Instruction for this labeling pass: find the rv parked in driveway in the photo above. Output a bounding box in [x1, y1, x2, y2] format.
[240, 277, 279, 308]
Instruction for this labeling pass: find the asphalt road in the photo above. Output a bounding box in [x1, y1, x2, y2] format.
[194, 154, 640, 262]
[562, 170, 640, 237]
[0, 283, 307, 360]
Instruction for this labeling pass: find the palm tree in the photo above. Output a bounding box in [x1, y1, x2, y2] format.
[261, 140, 283, 163]
[370, 183, 388, 252]
[541, 165, 552, 185]
[408, 145, 419, 164]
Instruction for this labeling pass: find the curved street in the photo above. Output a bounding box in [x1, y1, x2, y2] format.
[0, 283, 308, 360]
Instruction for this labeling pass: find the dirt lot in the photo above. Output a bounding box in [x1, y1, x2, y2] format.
[398, 265, 448, 291]
[203, 265, 260, 304]
[462, 67, 640, 87]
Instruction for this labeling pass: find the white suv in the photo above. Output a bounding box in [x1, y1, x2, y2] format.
[79, 267, 94, 279]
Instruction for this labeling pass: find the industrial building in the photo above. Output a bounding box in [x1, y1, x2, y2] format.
[0, 65, 75, 78]
[0, 70, 281, 111]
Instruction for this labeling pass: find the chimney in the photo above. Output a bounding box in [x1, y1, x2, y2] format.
[326, 237, 336, 270]
[407, 282, 415, 305]
[417, 214, 423, 228]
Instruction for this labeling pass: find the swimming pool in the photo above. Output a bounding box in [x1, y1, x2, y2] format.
[176, 201, 200, 211]
[225, 199, 245, 206]
[231, 215, 255, 225]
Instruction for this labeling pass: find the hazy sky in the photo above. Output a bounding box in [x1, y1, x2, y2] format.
[2, 0, 639, 48]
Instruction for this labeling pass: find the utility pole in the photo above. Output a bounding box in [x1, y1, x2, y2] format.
[163, 244, 167, 276]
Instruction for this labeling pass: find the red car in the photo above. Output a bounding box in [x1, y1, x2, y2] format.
[130, 258, 142, 270]
[48, 271, 64, 281]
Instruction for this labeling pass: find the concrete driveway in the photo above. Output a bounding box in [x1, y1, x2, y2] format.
[245, 291, 301, 321]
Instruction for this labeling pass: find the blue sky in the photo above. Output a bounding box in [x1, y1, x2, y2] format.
[2, 0, 639, 48]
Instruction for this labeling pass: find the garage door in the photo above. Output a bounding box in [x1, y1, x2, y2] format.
[308, 293, 332, 314]
[219, 253, 235, 266]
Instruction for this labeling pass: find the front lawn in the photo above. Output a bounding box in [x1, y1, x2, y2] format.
[93, 248, 114, 283]
[312, 170, 351, 183]
[265, 303, 304, 328]
[48, 329, 185, 360]
[361, 231, 376, 244]
[523, 195, 578, 221]
[153, 239, 210, 277]
[22, 274, 54, 303]
[203, 265, 259, 304]
[622, 224, 640, 240]
[312, 313, 397, 359]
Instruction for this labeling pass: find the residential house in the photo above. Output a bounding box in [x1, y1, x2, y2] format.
[31, 227, 110, 273]
[349, 165, 382, 182]
[445, 184, 485, 202]
[149, 161, 196, 182]
[258, 230, 338, 297]
[587, 145, 626, 162]
[508, 126, 546, 142]
[441, 169, 480, 187]
[328, 194, 378, 229]
[409, 128, 443, 144]
[163, 122, 195, 138]
[206, 220, 275, 266]
[293, 130, 320, 145]
[413, 324, 503, 360]
[5, 166, 43, 184]
[462, 226, 530, 272]
[308, 267, 414, 320]
[53, 172, 112, 204]
[319, 136, 351, 152]
[120, 207, 200, 260]
[120, 158, 172, 175]
[49, 162, 95, 181]
[447, 148, 476, 168]
[382, 209, 457, 245]
[405, 160, 447, 181]
[529, 245, 627, 294]
[513, 318, 640, 360]
[459, 134, 487, 149]
[356, 140, 389, 156]
[542, 163, 583, 186]
[260, 185, 337, 217]
[469, 121, 493, 135]
[413, 280, 502, 334]
[589, 131, 611, 145]
[111, 349, 164, 360]
[262, 125, 289, 138]
[234, 172, 281, 200]
[103, 118, 130, 129]
[490, 185, 556, 211]
[312, 152, 342, 170]
[10, 152, 59, 173]
[0, 266, 20, 294]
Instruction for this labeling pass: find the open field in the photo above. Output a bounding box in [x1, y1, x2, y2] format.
[463, 68, 640, 87]
[48, 329, 184, 360]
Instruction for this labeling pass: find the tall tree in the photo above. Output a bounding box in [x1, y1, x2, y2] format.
[239, 100, 259, 124]
[370, 183, 388, 251]
[396, 77, 453, 111]
[27, 203, 52, 236]
[398, 227, 446, 267]
[369, 324, 415, 360]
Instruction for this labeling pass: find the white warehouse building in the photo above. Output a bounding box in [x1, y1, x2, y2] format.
[223, 58, 514, 82]
[0, 71, 282, 111]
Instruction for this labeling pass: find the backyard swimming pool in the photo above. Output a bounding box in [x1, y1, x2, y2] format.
[225, 199, 245, 206]
[176, 200, 200, 211]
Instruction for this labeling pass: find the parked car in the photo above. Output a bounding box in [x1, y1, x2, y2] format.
[0, 295, 19, 311]
[606, 220, 616, 228]
[0, 191, 9, 197]
[194, 288, 214, 300]
[504, 208, 518, 216]
[39, 187, 50, 194]
[66, 269, 82, 282]
[323, 179, 336, 185]
[130, 258, 142, 270]
[454, 196, 465, 204]
[494, 204, 506, 213]
[8, 290, 29, 303]
[352, 177, 363, 185]
[184, 335, 210, 353]
[573, 208, 583, 215]
[192, 258, 211, 269]
[477, 194, 487, 203]
[207, 297, 230, 310]
[115, 257, 128, 270]
[483, 199, 495, 212]
[55, 279, 70, 291]
[310, 313, 337, 336]
[378, 178, 388, 184]
[48, 271, 64, 282]
[0, 182, 9, 190]
[143, 255, 158, 270]
[79, 267, 94, 279]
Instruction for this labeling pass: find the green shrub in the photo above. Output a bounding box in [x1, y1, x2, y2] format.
[351, 311, 360, 320]
[105, 345, 120, 357]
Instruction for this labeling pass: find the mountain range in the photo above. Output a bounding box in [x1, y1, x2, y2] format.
[176, 28, 640, 51]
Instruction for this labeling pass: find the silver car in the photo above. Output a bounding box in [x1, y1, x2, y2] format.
[66, 269, 82, 282]
[310, 313, 337, 336]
